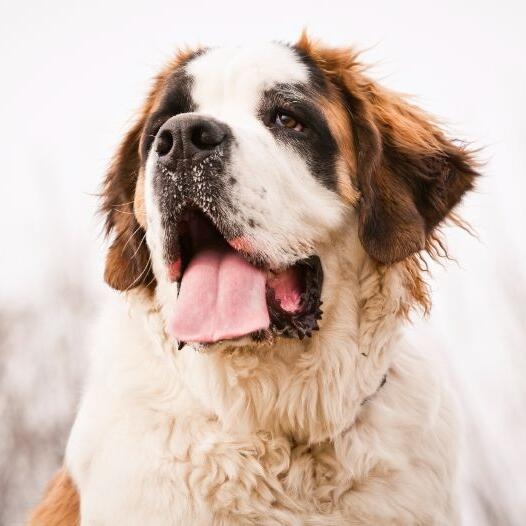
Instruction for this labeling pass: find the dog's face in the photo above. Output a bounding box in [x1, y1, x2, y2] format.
[102, 36, 477, 349]
[143, 44, 347, 344]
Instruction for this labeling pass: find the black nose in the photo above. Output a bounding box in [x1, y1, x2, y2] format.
[155, 114, 230, 161]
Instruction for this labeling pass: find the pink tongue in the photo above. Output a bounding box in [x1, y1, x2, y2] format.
[168, 247, 270, 343]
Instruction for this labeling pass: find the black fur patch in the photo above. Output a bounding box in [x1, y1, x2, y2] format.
[290, 44, 329, 92]
[258, 81, 339, 191]
[140, 69, 196, 160]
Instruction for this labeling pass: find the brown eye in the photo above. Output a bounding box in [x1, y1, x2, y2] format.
[275, 111, 304, 132]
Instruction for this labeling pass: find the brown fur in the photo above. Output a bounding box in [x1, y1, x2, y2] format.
[317, 92, 360, 204]
[102, 110, 154, 291]
[296, 33, 479, 312]
[102, 48, 201, 292]
[296, 33, 479, 268]
[27, 469, 79, 526]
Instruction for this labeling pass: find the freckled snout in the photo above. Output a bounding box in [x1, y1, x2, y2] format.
[150, 113, 235, 260]
[155, 114, 231, 167]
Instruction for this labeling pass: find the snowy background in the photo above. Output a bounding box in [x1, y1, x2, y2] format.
[1, 1, 525, 524]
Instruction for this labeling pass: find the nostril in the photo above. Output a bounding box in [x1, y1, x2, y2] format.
[156, 130, 174, 156]
[190, 124, 226, 150]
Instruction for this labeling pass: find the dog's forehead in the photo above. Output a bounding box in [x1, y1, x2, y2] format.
[186, 43, 310, 112]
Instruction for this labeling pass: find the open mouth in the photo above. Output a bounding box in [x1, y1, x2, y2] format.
[165, 209, 323, 344]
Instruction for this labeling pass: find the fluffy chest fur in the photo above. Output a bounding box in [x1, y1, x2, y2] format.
[66, 266, 459, 526]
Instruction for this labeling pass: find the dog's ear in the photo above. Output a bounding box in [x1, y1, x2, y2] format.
[346, 77, 478, 264]
[101, 116, 153, 291]
[299, 38, 479, 264]
[101, 49, 202, 291]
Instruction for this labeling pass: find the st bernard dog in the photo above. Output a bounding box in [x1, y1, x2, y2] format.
[29, 35, 478, 525]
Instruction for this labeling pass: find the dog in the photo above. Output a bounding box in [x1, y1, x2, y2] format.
[29, 34, 478, 525]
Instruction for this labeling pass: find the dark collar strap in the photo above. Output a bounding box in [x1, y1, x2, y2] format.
[336, 373, 388, 440]
[360, 374, 387, 406]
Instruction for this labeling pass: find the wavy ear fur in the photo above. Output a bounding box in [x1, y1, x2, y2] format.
[298, 36, 479, 264]
[101, 49, 201, 291]
[349, 79, 478, 264]
[101, 116, 154, 291]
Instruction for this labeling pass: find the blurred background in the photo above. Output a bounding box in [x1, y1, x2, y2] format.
[1, 0, 525, 524]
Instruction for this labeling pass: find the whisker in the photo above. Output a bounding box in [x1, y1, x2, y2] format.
[111, 201, 135, 208]
[121, 225, 143, 255]
[144, 270, 157, 290]
[112, 209, 135, 215]
[127, 254, 153, 289]
[130, 232, 147, 260]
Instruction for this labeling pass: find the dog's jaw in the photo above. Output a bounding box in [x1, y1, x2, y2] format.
[150, 216, 402, 443]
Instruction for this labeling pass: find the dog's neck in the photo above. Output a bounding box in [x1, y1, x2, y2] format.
[142, 227, 410, 444]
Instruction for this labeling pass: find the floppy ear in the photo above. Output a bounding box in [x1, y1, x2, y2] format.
[342, 70, 478, 264]
[300, 37, 479, 264]
[353, 80, 478, 264]
[100, 48, 202, 290]
[101, 117, 154, 291]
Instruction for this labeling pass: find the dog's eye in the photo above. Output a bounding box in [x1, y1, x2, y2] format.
[274, 112, 304, 132]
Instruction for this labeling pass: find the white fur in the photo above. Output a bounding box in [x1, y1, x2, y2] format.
[187, 44, 343, 270]
[66, 223, 459, 525]
[188, 44, 309, 120]
[66, 45, 460, 524]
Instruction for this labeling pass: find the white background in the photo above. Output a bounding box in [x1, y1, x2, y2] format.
[1, 1, 525, 524]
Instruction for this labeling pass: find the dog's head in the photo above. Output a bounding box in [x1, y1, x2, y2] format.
[102, 36, 477, 350]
